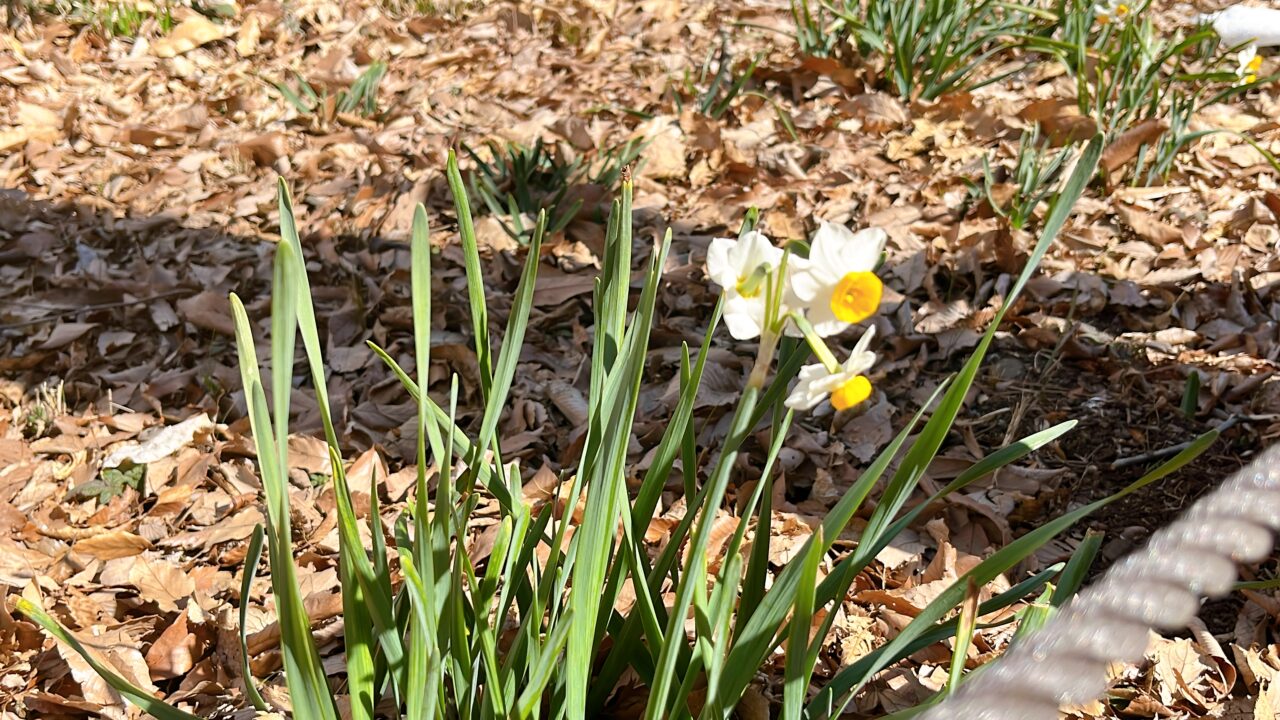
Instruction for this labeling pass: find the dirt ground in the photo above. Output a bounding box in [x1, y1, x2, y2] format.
[4, 0, 1280, 717]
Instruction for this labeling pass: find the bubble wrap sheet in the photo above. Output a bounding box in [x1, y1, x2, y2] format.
[918, 446, 1280, 720]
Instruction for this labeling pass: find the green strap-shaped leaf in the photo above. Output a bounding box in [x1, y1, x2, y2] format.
[18, 599, 203, 720]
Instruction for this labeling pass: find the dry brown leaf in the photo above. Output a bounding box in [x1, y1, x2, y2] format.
[175, 291, 234, 336]
[53, 620, 157, 714]
[1114, 204, 1183, 245]
[144, 608, 199, 680]
[73, 530, 153, 561]
[1150, 635, 1217, 709]
[237, 132, 289, 168]
[288, 435, 333, 475]
[636, 116, 687, 180]
[129, 558, 194, 613]
[152, 17, 231, 58]
[1101, 120, 1168, 175]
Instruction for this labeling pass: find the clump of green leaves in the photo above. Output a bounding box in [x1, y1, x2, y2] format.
[274, 62, 388, 121]
[968, 124, 1074, 231]
[1065, 9, 1208, 138]
[465, 137, 641, 244]
[38, 0, 176, 37]
[678, 34, 761, 120]
[793, 0, 1047, 101]
[19, 135, 1219, 720]
[378, 0, 478, 17]
[673, 34, 797, 139]
[1026, 0, 1238, 184]
[19, 381, 64, 439]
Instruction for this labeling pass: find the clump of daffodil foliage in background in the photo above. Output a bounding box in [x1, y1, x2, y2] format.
[21, 134, 1218, 720]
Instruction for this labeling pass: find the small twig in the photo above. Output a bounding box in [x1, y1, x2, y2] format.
[0, 289, 191, 331]
[1111, 415, 1238, 469]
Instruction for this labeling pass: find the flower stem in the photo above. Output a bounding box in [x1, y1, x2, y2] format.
[747, 328, 779, 389]
[789, 312, 841, 373]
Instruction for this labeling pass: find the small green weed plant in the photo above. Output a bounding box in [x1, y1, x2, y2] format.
[967, 124, 1074, 231]
[1026, 0, 1280, 184]
[275, 62, 389, 121]
[465, 137, 641, 244]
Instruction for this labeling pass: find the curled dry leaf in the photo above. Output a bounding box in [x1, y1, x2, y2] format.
[152, 17, 232, 58]
[1101, 120, 1169, 175]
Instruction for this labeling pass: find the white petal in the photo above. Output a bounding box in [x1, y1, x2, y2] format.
[785, 365, 827, 410]
[706, 237, 739, 287]
[795, 362, 828, 384]
[734, 231, 782, 270]
[784, 387, 820, 411]
[810, 222, 854, 282]
[840, 227, 888, 271]
[1239, 45, 1257, 67]
[723, 295, 764, 339]
[825, 228, 883, 273]
[806, 301, 849, 338]
[810, 370, 854, 395]
[851, 324, 877, 354]
[789, 268, 824, 302]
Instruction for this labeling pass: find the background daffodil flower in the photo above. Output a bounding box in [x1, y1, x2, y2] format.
[1094, 0, 1130, 26]
[1238, 44, 1263, 85]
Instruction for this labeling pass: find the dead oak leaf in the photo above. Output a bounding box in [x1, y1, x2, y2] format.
[1115, 204, 1183, 246]
[1150, 635, 1216, 709]
[176, 291, 234, 336]
[144, 608, 201, 680]
[1101, 120, 1168, 175]
[129, 558, 194, 613]
[288, 434, 333, 475]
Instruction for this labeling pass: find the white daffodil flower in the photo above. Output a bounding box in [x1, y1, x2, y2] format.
[1094, 0, 1131, 26]
[706, 231, 784, 340]
[1238, 44, 1263, 85]
[789, 221, 887, 337]
[785, 326, 877, 411]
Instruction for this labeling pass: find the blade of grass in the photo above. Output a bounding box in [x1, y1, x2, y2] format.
[230, 292, 338, 720]
[944, 579, 981, 693]
[782, 527, 824, 720]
